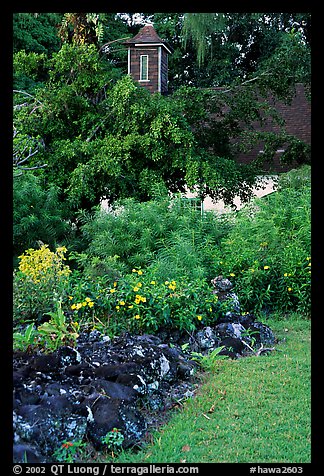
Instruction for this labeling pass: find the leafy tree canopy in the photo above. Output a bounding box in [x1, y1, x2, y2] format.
[13, 13, 63, 54]
[13, 12, 311, 91]
[13, 12, 311, 216]
[180, 12, 311, 88]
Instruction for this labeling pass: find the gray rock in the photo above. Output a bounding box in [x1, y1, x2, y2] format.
[14, 404, 87, 457]
[195, 326, 220, 350]
[248, 321, 276, 346]
[13, 306, 276, 463]
[13, 331, 199, 462]
[211, 276, 234, 292]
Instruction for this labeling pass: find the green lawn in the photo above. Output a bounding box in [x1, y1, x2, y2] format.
[113, 317, 311, 463]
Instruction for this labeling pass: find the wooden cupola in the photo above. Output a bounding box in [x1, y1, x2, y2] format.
[123, 24, 173, 94]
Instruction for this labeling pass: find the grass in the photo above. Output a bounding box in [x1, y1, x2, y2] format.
[111, 316, 311, 463]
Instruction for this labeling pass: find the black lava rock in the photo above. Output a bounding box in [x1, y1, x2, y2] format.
[13, 278, 276, 463]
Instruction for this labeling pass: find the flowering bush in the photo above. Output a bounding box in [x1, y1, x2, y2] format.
[217, 257, 311, 315]
[62, 267, 231, 336]
[101, 269, 213, 333]
[214, 169, 311, 316]
[14, 245, 71, 324]
[13, 166, 311, 348]
[18, 244, 71, 283]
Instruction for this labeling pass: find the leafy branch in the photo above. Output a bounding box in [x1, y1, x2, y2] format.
[13, 128, 47, 177]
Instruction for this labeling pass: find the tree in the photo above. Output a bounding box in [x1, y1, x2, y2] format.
[13, 128, 47, 177]
[182, 13, 226, 66]
[58, 13, 104, 45]
[13, 13, 63, 55]
[13, 13, 311, 215]
[42, 74, 198, 208]
[13, 66, 288, 211]
[180, 13, 311, 90]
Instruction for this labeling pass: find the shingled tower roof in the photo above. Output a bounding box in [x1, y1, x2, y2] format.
[123, 24, 173, 52]
[124, 24, 164, 44]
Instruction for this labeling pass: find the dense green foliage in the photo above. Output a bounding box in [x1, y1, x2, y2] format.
[12, 14, 311, 467]
[13, 173, 73, 262]
[76, 197, 232, 281]
[74, 165, 311, 317]
[13, 13, 63, 55]
[14, 61, 280, 212]
[13, 12, 311, 90]
[180, 13, 311, 88]
[13, 12, 311, 343]
[13, 166, 311, 346]
[216, 166, 311, 315]
[13, 12, 311, 216]
[12, 14, 311, 464]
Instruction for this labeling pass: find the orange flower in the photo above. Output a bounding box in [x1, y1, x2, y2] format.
[62, 441, 74, 449]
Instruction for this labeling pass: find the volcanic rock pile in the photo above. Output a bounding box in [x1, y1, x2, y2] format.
[13, 276, 275, 463]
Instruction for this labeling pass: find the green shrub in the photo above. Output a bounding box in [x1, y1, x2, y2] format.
[13, 299, 79, 353]
[78, 196, 232, 283]
[214, 166, 311, 315]
[66, 267, 230, 336]
[37, 299, 79, 351]
[13, 165, 311, 348]
[13, 172, 72, 264]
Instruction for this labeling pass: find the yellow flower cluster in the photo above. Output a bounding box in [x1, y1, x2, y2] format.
[132, 269, 143, 275]
[133, 282, 142, 292]
[165, 280, 176, 291]
[71, 296, 94, 310]
[116, 300, 126, 311]
[134, 294, 146, 304]
[18, 245, 71, 284]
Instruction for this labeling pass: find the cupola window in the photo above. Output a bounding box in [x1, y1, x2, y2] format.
[140, 55, 149, 81]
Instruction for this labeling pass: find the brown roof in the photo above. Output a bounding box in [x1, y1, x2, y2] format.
[124, 24, 163, 44]
[123, 24, 172, 51]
